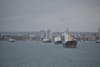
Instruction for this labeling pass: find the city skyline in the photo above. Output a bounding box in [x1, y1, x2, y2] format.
[0, 0, 100, 32]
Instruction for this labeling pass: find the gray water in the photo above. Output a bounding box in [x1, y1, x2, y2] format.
[0, 41, 100, 67]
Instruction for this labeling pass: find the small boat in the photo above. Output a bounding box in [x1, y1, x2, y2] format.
[54, 36, 62, 44]
[63, 28, 77, 48]
[42, 29, 52, 43]
[8, 38, 16, 42]
[96, 28, 100, 43]
[42, 38, 51, 43]
[96, 40, 100, 43]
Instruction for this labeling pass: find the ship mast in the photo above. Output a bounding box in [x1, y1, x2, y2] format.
[65, 28, 74, 41]
[64, 28, 69, 42]
[65, 28, 69, 34]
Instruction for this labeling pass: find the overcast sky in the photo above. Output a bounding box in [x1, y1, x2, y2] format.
[0, 0, 100, 32]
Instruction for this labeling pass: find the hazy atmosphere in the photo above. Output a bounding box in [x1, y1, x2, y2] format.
[0, 0, 100, 32]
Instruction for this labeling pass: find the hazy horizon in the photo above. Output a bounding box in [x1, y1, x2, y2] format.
[0, 0, 100, 32]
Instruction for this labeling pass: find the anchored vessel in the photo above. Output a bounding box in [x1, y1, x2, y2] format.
[42, 30, 51, 43]
[63, 28, 77, 48]
[96, 28, 100, 43]
[8, 38, 16, 42]
[54, 36, 62, 44]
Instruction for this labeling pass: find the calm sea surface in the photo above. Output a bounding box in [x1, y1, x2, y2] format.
[0, 41, 100, 67]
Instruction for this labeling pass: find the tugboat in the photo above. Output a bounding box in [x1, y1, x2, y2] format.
[54, 36, 62, 44]
[42, 29, 51, 43]
[63, 28, 77, 48]
[96, 28, 100, 43]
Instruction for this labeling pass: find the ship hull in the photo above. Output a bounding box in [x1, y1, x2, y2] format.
[8, 41, 15, 42]
[63, 40, 77, 48]
[54, 41, 62, 44]
[96, 40, 100, 43]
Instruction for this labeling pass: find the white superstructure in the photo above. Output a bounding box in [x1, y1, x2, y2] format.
[54, 36, 62, 42]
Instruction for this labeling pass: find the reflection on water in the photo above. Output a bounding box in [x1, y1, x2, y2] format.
[0, 41, 100, 67]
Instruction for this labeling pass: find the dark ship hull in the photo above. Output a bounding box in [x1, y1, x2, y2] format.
[96, 40, 100, 43]
[63, 40, 77, 48]
[54, 41, 62, 44]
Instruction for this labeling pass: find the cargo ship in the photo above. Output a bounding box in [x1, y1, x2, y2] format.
[63, 28, 77, 48]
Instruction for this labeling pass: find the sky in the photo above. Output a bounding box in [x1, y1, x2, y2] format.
[0, 0, 100, 32]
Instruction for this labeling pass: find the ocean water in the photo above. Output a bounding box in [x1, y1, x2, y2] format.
[0, 41, 100, 67]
